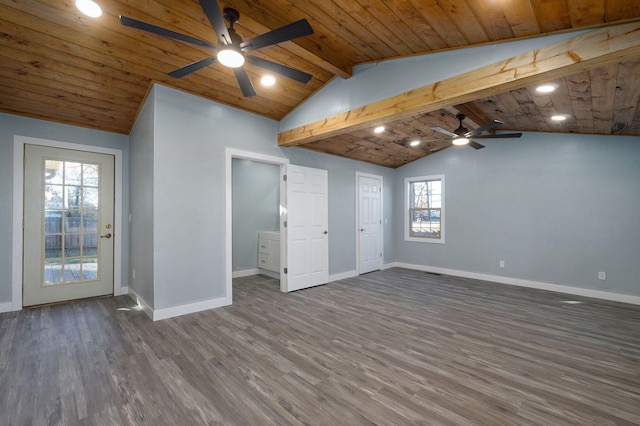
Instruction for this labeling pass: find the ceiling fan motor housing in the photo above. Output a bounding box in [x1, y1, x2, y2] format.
[455, 114, 469, 136]
[223, 8, 240, 25]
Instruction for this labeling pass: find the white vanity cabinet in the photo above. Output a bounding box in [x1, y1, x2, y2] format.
[258, 231, 280, 273]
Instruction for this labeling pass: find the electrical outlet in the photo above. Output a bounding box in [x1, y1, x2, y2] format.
[499, 260, 505, 268]
[598, 271, 606, 280]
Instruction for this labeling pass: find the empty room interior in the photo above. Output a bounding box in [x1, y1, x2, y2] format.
[1, 0, 639, 424]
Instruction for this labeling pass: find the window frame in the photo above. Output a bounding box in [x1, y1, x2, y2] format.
[404, 174, 445, 244]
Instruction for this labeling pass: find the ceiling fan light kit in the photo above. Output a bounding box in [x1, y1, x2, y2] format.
[217, 47, 244, 68]
[429, 114, 522, 152]
[120, 2, 314, 97]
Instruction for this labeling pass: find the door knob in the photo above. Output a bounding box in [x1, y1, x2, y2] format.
[323, 230, 328, 234]
[360, 228, 365, 232]
[101, 233, 112, 239]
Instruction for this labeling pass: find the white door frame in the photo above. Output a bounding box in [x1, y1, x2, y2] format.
[12, 135, 124, 311]
[225, 148, 289, 302]
[355, 172, 383, 275]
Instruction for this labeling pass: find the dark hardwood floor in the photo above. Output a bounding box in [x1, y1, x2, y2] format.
[1, 268, 639, 425]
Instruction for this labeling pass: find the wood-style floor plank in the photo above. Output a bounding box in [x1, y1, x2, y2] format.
[1, 268, 639, 425]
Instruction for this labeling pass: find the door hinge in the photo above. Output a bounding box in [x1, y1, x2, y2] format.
[284, 267, 288, 274]
[380, 252, 383, 257]
[283, 174, 287, 181]
[380, 219, 382, 224]
[283, 221, 287, 228]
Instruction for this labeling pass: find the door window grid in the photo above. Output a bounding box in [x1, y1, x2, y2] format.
[43, 159, 100, 284]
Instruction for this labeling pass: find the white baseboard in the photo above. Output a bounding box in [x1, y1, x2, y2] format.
[329, 270, 358, 282]
[127, 288, 154, 320]
[129, 290, 231, 321]
[258, 269, 280, 279]
[382, 262, 397, 270]
[0, 302, 14, 314]
[233, 268, 281, 279]
[153, 296, 231, 321]
[233, 268, 261, 278]
[127, 288, 231, 321]
[393, 262, 640, 306]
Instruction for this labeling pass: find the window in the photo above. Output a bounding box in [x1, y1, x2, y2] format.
[405, 175, 444, 243]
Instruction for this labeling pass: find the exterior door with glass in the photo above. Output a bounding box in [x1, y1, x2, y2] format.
[23, 145, 115, 306]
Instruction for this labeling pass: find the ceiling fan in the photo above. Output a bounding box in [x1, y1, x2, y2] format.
[428, 114, 523, 152]
[120, 1, 314, 97]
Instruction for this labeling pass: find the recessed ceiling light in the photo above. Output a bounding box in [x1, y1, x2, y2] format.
[551, 115, 567, 121]
[75, 0, 102, 17]
[409, 140, 420, 147]
[374, 126, 385, 134]
[261, 75, 276, 86]
[536, 84, 556, 93]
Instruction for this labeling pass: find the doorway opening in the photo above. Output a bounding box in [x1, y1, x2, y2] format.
[225, 149, 289, 302]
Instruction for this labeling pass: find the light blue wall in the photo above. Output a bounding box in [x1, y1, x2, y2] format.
[4, 22, 637, 313]
[128, 89, 155, 305]
[151, 84, 281, 309]
[0, 112, 130, 306]
[147, 84, 397, 309]
[394, 132, 640, 296]
[232, 158, 280, 272]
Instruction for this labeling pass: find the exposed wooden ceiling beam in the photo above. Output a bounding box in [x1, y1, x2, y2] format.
[278, 21, 640, 147]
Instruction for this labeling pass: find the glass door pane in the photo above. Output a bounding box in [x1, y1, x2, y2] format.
[43, 159, 101, 285]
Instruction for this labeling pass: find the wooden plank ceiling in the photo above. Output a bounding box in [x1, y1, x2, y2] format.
[1, 0, 639, 167]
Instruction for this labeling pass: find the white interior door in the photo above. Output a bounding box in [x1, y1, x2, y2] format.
[23, 145, 115, 307]
[283, 164, 328, 292]
[358, 173, 382, 274]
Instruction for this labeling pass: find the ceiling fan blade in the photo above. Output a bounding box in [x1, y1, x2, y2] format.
[233, 67, 257, 97]
[168, 57, 218, 78]
[120, 16, 217, 49]
[245, 55, 312, 83]
[467, 119, 503, 137]
[468, 141, 485, 149]
[431, 126, 458, 138]
[472, 132, 523, 139]
[200, 0, 231, 45]
[241, 19, 314, 52]
[430, 142, 451, 152]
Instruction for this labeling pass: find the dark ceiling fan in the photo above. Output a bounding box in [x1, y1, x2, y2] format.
[120, 1, 314, 97]
[428, 114, 523, 151]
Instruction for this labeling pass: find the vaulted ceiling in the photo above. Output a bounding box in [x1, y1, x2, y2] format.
[1, 0, 639, 167]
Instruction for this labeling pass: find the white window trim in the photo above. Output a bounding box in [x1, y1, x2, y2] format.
[404, 174, 445, 244]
